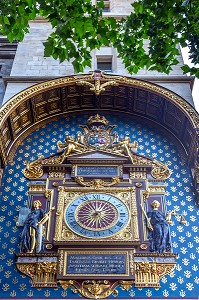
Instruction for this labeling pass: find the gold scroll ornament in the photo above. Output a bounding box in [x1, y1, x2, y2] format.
[23, 155, 44, 179]
[151, 160, 171, 180]
[16, 261, 57, 287]
[75, 176, 120, 188]
[59, 279, 133, 299]
[134, 261, 176, 288]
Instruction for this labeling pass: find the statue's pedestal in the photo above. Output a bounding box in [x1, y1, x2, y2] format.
[16, 253, 58, 287]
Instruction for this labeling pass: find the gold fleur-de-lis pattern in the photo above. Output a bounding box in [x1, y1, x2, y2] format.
[0, 114, 198, 298]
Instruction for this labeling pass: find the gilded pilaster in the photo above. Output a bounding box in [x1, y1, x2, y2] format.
[54, 186, 65, 241]
[130, 187, 139, 241]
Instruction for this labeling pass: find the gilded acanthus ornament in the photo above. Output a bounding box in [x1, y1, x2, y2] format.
[77, 71, 120, 95]
[119, 280, 134, 291]
[142, 190, 150, 202]
[42, 155, 63, 165]
[135, 261, 176, 288]
[136, 261, 156, 274]
[16, 263, 36, 280]
[151, 159, 171, 180]
[59, 279, 133, 299]
[75, 176, 120, 188]
[23, 155, 44, 179]
[37, 262, 57, 275]
[16, 258, 58, 287]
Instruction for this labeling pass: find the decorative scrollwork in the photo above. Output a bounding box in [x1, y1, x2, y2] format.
[142, 190, 150, 202]
[136, 261, 157, 274]
[59, 279, 133, 299]
[23, 155, 44, 179]
[48, 172, 65, 178]
[37, 262, 57, 275]
[75, 176, 120, 188]
[16, 260, 58, 287]
[42, 155, 64, 164]
[119, 280, 134, 291]
[151, 159, 171, 180]
[134, 261, 176, 288]
[77, 71, 120, 96]
[16, 263, 36, 279]
[44, 190, 52, 199]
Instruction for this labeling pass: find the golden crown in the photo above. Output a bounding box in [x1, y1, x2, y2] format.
[86, 114, 109, 126]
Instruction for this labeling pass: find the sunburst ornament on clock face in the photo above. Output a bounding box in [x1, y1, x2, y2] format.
[65, 193, 129, 239]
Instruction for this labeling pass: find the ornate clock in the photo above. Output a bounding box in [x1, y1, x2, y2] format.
[16, 115, 177, 295]
[65, 193, 129, 239]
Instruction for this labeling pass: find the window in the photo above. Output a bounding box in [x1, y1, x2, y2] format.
[97, 58, 112, 73]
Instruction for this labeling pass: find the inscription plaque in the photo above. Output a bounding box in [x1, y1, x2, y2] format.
[67, 254, 126, 274]
[60, 250, 130, 277]
[77, 166, 118, 177]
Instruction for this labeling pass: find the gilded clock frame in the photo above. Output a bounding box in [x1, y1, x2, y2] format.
[54, 186, 139, 244]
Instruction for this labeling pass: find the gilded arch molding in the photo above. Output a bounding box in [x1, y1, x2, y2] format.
[0, 73, 199, 169]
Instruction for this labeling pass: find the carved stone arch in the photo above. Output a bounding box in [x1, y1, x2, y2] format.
[0, 73, 198, 169]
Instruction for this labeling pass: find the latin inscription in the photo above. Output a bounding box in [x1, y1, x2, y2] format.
[77, 166, 118, 177]
[66, 254, 127, 275]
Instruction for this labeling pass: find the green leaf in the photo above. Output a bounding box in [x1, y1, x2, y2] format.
[0, 0, 198, 75]
[72, 59, 84, 73]
[181, 64, 191, 74]
[97, 0, 104, 9]
[3, 16, 10, 25]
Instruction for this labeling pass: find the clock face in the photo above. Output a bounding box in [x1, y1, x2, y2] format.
[65, 193, 129, 239]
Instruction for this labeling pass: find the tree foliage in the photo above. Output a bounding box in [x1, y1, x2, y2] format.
[0, 0, 198, 77]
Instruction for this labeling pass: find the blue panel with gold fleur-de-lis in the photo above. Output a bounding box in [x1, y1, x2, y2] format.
[0, 113, 198, 299]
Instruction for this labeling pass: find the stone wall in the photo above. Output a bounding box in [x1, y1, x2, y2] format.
[0, 59, 14, 105]
[1, 0, 195, 107]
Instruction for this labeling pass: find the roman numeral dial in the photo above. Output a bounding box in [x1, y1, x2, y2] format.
[65, 193, 129, 239]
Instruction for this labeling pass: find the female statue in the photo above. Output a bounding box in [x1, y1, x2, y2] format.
[20, 200, 54, 253]
[146, 200, 171, 254]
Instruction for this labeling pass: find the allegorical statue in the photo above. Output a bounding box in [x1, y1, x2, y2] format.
[112, 136, 138, 162]
[57, 136, 85, 157]
[20, 200, 54, 253]
[146, 200, 171, 254]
